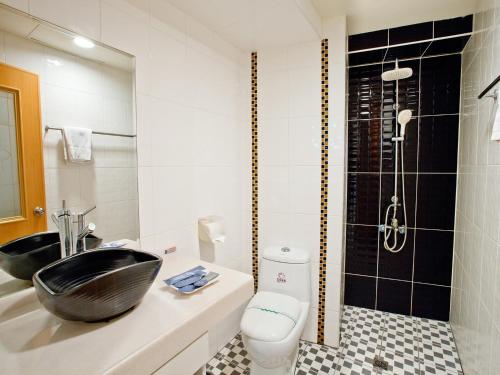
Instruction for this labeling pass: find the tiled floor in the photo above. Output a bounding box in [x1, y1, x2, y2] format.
[207, 305, 463, 375]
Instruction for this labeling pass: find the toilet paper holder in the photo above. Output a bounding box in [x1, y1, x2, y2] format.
[198, 216, 226, 243]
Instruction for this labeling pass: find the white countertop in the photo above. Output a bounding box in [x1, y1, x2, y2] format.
[0, 252, 254, 375]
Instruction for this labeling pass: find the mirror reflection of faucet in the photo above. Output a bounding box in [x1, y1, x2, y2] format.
[51, 200, 96, 258]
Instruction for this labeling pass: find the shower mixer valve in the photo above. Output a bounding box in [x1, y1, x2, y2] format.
[379, 223, 407, 234]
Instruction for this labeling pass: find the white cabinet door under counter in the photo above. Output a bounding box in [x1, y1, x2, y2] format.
[0, 253, 254, 375]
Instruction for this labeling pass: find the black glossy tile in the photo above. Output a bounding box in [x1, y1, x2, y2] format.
[382, 60, 420, 118]
[389, 22, 433, 45]
[345, 224, 379, 276]
[378, 229, 415, 281]
[348, 48, 387, 66]
[416, 174, 457, 230]
[384, 42, 430, 61]
[419, 115, 459, 173]
[380, 173, 417, 228]
[420, 55, 461, 115]
[348, 120, 381, 173]
[346, 173, 380, 225]
[349, 29, 388, 51]
[412, 284, 451, 321]
[423, 36, 470, 56]
[414, 229, 454, 286]
[376, 279, 412, 315]
[381, 118, 418, 173]
[381, 80, 395, 119]
[348, 64, 382, 120]
[344, 274, 376, 309]
[434, 15, 473, 37]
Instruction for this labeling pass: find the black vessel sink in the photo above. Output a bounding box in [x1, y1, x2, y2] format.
[33, 249, 162, 322]
[0, 232, 102, 280]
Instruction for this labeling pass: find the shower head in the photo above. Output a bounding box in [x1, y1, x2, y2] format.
[398, 109, 412, 138]
[382, 61, 413, 81]
[398, 109, 412, 126]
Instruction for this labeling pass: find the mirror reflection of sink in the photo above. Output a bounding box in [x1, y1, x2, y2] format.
[33, 248, 162, 322]
[0, 232, 103, 281]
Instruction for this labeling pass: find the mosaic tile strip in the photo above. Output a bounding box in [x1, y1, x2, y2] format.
[251, 51, 259, 292]
[317, 38, 329, 344]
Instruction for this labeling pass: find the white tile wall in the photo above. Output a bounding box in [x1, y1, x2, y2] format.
[451, 0, 500, 374]
[258, 41, 321, 343]
[257, 15, 346, 346]
[0, 28, 138, 242]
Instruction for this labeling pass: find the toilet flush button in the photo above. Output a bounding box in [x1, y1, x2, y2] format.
[281, 247, 290, 253]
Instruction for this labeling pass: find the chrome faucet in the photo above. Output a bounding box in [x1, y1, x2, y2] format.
[51, 200, 96, 258]
[75, 205, 96, 253]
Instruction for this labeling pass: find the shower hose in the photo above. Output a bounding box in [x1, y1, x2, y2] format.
[383, 137, 408, 253]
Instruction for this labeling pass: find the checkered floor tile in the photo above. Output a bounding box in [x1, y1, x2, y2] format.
[207, 306, 463, 375]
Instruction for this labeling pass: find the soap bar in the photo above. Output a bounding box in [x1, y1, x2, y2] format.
[174, 274, 204, 288]
[194, 272, 219, 287]
[178, 284, 196, 293]
[164, 266, 205, 286]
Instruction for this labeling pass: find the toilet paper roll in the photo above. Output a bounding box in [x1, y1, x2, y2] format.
[198, 216, 226, 243]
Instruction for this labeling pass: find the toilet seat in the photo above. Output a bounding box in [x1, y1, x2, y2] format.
[241, 291, 301, 342]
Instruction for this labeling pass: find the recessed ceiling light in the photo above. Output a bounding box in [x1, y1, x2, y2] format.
[73, 36, 95, 49]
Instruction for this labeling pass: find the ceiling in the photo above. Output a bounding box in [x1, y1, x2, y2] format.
[166, 0, 321, 51]
[312, 0, 477, 35]
[164, 0, 477, 52]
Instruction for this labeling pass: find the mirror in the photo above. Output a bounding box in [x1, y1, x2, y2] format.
[0, 4, 139, 296]
[0, 89, 21, 219]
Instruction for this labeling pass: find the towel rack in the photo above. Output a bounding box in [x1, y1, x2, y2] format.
[45, 126, 136, 138]
[478, 74, 500, 99]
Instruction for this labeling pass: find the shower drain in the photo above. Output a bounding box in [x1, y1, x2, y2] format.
[372, 355, 389, 370]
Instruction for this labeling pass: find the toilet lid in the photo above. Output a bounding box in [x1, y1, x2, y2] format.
[241, 291, 301, 342]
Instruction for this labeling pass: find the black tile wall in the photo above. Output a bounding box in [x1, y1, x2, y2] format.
[347, 120, 381, 172]
[376, 279, 412, 315]
[412, 284, 451, 321]
[433, 15, 473, 37]
[348, 49, 387, 66]
[424, 36, 471, 56]
[389, 22, 433, 45]
[348, 64, 382, 120]
[384, 41, 430, 62]
[345, 17, 465, 321]
[344, 274, 377, 309]
[414, 229, 454, 285]
[345, 225, 379, 276]
[420, 54, 461, 115]
[416, 174, 457, 230]
[348, 29, 388, 51]
[418, 115, 459, 173]
[346, 173, 380, 225]
[378, 229, 415, 280]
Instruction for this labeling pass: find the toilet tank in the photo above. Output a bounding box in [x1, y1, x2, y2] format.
[259, 246, 311, 302]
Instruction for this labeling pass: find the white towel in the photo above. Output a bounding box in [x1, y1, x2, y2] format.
[62, 127, 92, 162]
[491, 94, 500, 141]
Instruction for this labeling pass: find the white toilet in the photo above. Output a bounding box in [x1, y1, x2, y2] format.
[240, 246, 311, 375]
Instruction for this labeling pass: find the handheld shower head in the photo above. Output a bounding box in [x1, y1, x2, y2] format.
[398, 109, 412, 137]
[398, 109, 412, 126]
